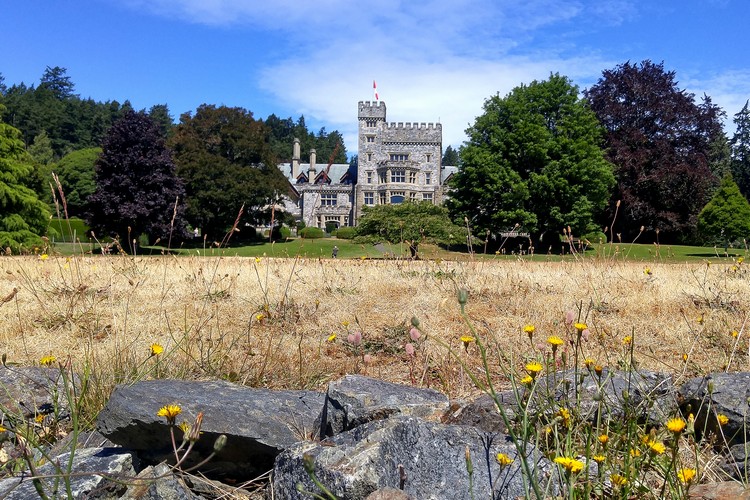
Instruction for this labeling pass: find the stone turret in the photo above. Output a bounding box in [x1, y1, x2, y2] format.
[308, 149, 317, 184]
[292, 138, 301, 179]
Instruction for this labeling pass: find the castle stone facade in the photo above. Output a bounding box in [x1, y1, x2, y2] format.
[278, 101, 455, 229]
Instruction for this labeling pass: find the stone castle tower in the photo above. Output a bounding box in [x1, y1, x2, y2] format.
[353, 101, 445, 224]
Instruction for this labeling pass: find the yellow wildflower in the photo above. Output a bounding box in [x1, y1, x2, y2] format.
[677, 468, 696, 484]
[623, 335, 632, 345]
[342, 320, 350, 327]
[525, 361, 543, 377]
[547, 335, 564, 346]
[460, 335, 475, 349]
[732, 330, 739, 338]
[629, 448, 641, 457]
[496, 453, 513, 467]
[647, 440, 666, 455]
[717, 414, 729, 426]
[592, 455, 606, 464]
[553, 456, 584, 474]
[157, 404, 182, 425]
[598, 434, 609, 445]
[40, 355, 56, 367]
[738, 256, 745, 265]
[594, 365, 603, 377]
[149, 343, 164, 356]
[327, 333, 337, 342]
[682, 353, 688, 362]
[667, 417, 686, 434]
[254, 257, 261, 264]
[523, 324, 535, 337]
[697, 314, 704, 325]
[39, 254, 49, 261]
[520, 375, 534, 385]
[574, 322, 587, 332]
[584, 358, 595, 368]
[557, 408, 571, 428]
[610, 474, 628, 486]
[255, 313, 265, 322]
[0, 425, 6, 432]
[644, 266, 652, 275]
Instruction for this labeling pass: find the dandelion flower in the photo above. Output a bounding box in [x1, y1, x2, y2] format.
[254, 257, 261, 264]
[553, 457, 584, 474]
[667, 417, 686, 434]
[149, 343, 164, 356]
[610, 474, 628, 486]
[584, 358, 595, 368]
[682, 353, 688, 362]
[644, 266, 652, 275]
[40, 355, 56, 367]
[647, 440, 666, 455]
[496, 453, 513, 467]
[732, 330, 739, 338]
[255, 313, 265, 322]
[598, 434, 609, 445]
[592, 455, 606, 464]
[547, 336, 564, 347]
[717, 414, 729, 426]
[327, 333, 337, 342]
[622, 335, 632, 345]
[520, 375, 534, 385]
[460, 335, 475, 349]
[630, 448, 641, 457]
[574, 322, 587, 333]
[157, 404, 182, 425]
[525, 361, 543, 377]
[523, 324, 535, 337]
[39, 254, 49, 261]
[594, 365, 604, 377]
[677, 468, 696, 484]
[557, 408, 571, 428]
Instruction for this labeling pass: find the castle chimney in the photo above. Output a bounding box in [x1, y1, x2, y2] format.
[292, 138, 301, 179]
[308, 149, 317, 184]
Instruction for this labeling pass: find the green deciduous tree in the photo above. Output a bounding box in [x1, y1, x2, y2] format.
[697, 175, 750, 245]
[170, 105, 289, 240]
[585, 61, 723, 242]
[0, 110, 51, 253]
[355, 201, 462, 258]
[54, 147, 100, 216]
[448, 74, 615, 247]
[87, 110, 186, 244]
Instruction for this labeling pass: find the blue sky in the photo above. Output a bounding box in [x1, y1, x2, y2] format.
[3, 1, 749, 153]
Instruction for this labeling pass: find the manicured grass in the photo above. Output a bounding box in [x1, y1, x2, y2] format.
[48, 217, 91, 243]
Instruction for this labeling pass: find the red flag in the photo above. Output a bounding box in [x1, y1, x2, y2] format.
[373, 80, 379, 101]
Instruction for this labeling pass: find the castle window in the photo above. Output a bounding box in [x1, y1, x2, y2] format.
[379, 192, 387, 204]
[366, 171, 373, 184]
[321, 193, 337, 206]
[426, 154, 432, 162]
[367, 153, 373, 161]
[425, 172, 432, 185]
[409, 171, 417, 184]
[389, 153, 409, 162]
[364, 192, 374, 205]
[391, 191, 405, 204]
[379, 171, 387, 183]
[366, 136, 375, 143]
[391, 169, 406, 183]
[365, 119, 378, 127]
[410, 192, 418, 201]
[422, 192, 433, 203]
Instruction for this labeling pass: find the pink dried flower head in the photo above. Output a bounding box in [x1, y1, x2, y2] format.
[347, 331, 362, 345]
[409, 327, 421, 341]
[405, 343, 415, 356]
[363, 354, 373, 365]
[565, 311, 575, 325]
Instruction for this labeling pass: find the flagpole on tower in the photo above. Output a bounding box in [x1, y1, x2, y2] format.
[373, 80, 379, 102]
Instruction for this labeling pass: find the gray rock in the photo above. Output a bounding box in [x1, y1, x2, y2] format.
[531, 368, 676, 424]
[273, 415, 555, 500]
[323, 375, 449, 436]
[96, 379, 326, 481]
[119, 463, 199, 500]
[679, 372, 750, 446]
[0, 447, 134, 499]
[0, 365, 79, 420]
[442, 392, 517, 434]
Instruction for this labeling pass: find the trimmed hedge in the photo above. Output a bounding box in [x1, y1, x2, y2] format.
[334, 227, 356, 240]
[298, 227, 326, 239]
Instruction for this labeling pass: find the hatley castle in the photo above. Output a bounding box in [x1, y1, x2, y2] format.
[278, 101, 456, 229]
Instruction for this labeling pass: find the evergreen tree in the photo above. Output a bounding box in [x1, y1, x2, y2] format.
[87, 110, 187, 245]
[54, 147, 100, 216]
[0, 109, 51, 253]
[697, 175, 750, 245]
[730, 101, 750, 198]
[442, 145, 459, 166]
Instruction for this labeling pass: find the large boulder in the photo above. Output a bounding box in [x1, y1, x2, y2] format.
[679, 372, 750, 447]
[322, 375, 449, 435]
[97, 379, 326, 481]
[273, 415, 555, 500]
[0, 447, 134, 499]
[531, 368, 676, 424]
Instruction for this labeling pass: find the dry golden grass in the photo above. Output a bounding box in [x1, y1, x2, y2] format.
[1, 254, 748, 405]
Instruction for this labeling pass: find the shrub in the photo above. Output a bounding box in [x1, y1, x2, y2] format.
[335, 227, 356, 240]
[582, 230, 608, 244]
[298, 227, 326, 239]
[325, 221, 339, 234]
[271, 225, 291, 241]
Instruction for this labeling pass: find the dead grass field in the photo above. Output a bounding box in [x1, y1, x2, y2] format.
[1, 255, 748, 404]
